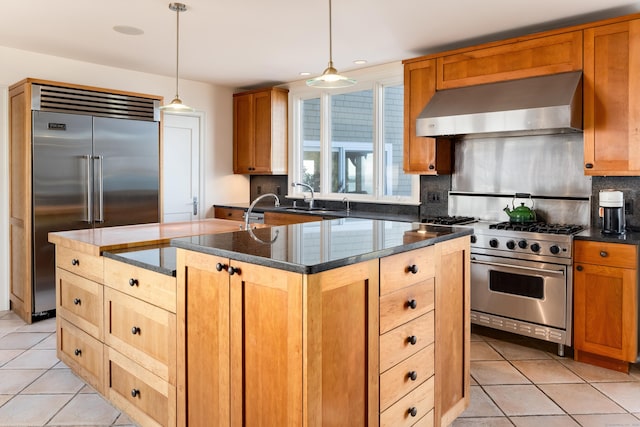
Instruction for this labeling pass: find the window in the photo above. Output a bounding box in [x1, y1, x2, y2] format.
[290, 64, 418, 204]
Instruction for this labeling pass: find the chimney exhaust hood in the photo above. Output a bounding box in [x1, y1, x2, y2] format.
[416, 71, 583, 138]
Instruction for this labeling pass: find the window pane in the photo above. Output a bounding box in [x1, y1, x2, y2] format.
[383, 84, 410, 196]
[302, 98, 320, 191]
[330, 90, 374, 194]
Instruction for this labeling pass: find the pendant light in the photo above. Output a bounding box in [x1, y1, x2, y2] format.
[160, 2, 194, 112]
[306, 0, 356, 88]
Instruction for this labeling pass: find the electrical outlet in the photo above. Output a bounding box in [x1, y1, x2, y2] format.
[257, 185, 262, 195]
[427, 191, 442, 203]
[625, 199, 633, 215]
[276, 186, 281, 195]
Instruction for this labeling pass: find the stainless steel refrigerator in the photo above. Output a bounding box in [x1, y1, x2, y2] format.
[32, 110, 160, 316]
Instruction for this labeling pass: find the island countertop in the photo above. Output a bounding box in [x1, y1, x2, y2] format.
[171, 217, 473, 274]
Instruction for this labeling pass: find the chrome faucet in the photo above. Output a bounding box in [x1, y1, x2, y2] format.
[342, 196, 350, 213]
[291, 182, 315, 209]
[245, 193, 280, 230]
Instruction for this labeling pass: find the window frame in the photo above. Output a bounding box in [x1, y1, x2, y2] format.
[287, 62, 419, 205]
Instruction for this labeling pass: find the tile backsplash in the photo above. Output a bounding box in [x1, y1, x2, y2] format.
[592, 176, 640, 229]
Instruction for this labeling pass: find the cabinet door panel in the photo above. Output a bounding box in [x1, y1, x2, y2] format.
[252, 91, 273, 173]
[233, 94, 254, 173]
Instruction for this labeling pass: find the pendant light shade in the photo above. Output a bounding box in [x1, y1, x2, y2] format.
[306, 0, 356, 88]
[160, 2, 194, 112]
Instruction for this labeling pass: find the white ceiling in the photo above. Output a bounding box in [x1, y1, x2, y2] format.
[2, 0, 640, 89]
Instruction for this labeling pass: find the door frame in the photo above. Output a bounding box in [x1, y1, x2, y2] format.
[0, 85, 8, 310]
[161, 111, 205, 222]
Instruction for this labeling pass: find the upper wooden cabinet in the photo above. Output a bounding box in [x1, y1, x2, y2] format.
[403, 58, 453, 175]
[233, 87, 288, 175]
[583, 19, 640, 175]
[436, 31, 583, 90]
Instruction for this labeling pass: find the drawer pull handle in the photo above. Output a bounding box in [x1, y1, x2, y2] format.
[228, 266, 240, 276]
[408, 407, 418, 417]
[216, 263, 225, 272]
[71, 259, 80, 266]
[131, 389, 140, 398]
[407, 299, 418, 310]
[576, 265, 583, 272]
[600, 251, 608, 257]
[131, 326, 141, 335]
[129, 278, 139, 287]
[407, 264, 418, 274]
[407, 335, 417, 345]
[408, 371, 418, 381]
[73, 298, 81, 305]
[74, 348, 82, 356]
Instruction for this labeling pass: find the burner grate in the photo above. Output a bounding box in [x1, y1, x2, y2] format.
[489, 222, 583, 235]
[422, 216, 476, 225]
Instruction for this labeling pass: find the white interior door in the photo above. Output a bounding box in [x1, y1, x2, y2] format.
[162, 113, 202, 223]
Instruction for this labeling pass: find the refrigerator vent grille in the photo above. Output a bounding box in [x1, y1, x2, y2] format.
[32, 84, 159, 121]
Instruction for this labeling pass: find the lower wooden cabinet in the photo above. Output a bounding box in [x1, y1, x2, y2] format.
[57, 317, 104, 394]
[380, 377, 434, 427]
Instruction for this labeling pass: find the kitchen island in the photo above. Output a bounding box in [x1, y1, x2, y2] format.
[50, 218, 471, 427]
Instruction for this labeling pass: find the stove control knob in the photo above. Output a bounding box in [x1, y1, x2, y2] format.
[506, 240, 516, 250]
[518, 240, 528, 249]
[489, 238, 499, 248]
[470, 235, 477, 244]
[530, 243, 541, 253]
[550, 245, 560, 255]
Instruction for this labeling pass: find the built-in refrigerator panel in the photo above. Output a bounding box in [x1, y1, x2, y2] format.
[32, 111, 93, 313]
[92, 117, 160, 228]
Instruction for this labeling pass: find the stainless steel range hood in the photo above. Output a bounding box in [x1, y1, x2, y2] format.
[416, 71, 582, 138]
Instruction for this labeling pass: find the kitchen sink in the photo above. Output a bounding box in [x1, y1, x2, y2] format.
[282, 207, 344, 215]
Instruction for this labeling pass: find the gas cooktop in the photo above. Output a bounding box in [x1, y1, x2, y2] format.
[421, 216, 477, 225]
[488, 221, 584, 235]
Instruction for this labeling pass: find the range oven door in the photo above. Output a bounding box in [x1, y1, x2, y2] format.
[470, 253, 569, 329]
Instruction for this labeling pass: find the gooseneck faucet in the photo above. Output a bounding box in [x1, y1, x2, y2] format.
[245, 193, 280, 230]
[291, 182, 315, 209]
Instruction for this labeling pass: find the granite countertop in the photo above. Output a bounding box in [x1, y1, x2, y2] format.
[574, 227, 640, 245]
[103, 245, 177, 277]
[171, 217, 472, 274]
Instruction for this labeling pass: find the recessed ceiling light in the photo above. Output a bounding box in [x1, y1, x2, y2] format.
[113, 25, 144, 36]
[299, 72, 311, 76]
[353, 59, 367, 65]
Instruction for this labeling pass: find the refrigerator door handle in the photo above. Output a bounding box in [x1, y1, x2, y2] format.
[84, 155, 93, 223]
[193, 196, 198, 216]
[94, 155, 105, 223]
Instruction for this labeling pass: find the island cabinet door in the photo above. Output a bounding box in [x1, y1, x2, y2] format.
[228, 260, 303, 427]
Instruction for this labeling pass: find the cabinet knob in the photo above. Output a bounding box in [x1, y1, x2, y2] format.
[215, 263, 227, 272]
[576, 265, 583, 272]
[407, 335, 417, 345]
[131, 389, 140, 398]
[228, 266, 240, 276]
[407, 264, 418, 274]
[73, 298, 81, 305]
[585, 163, 594, 169]
[407, 299, 418, 310]
[129, 278, 139, 287]
[71, 259, 79, 266]
[408, 371, 418, 381]
[428, 164, 435, 170]
[74, 348, 82, 356]
[131, 326, 141, 335]
[600, 251, 608, 257]
[408, 407, 418, 417]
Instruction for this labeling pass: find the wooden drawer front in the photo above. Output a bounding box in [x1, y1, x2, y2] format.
[380, 311, 435, 372]
[104, 258, 177, 313]
[56, 268, 103, 340]
[56, 246, 104, 283]
[57, 317, 103, 394]
[380, 376, 434, 427]
[436, 31, 582, 89]
[104, 288, 176, 384]
[106, 347, 176, 427]
[380, 344, 435, 411]
[214, 206, 245, 221]
[574, 240, 637, 269]
[380, 246, 435, 295]
[380, 280, 434, 334]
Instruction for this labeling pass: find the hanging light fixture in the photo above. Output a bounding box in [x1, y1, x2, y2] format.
[306, 0, 356, 88]
[160, 2, 194, 112]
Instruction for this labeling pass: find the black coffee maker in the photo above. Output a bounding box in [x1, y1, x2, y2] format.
[599, 190, 625, 235]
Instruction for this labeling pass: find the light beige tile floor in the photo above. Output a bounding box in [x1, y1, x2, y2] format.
[3, 310, 640, 426]
[454, 326, 640, 426]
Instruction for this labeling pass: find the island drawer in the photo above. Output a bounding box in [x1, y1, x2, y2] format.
[380, 279, 435, 334]
[574, 240, 637, 269]
[380, 311, 434, 372]
[380, 344, 435, 411]
[105, 347, 176, 427]
[104, 258, 177, 313]
[380, 245, 435, 296]
[214, 206, 245, 221]
[57, 317, 104, 394]
[56, 246, 104, 284]
[104, 287, 176, 384]
[380, 375, 434, 427]
[56, 267, 104, 340]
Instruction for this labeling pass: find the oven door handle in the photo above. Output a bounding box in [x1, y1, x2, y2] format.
[471, 259, 565, 276]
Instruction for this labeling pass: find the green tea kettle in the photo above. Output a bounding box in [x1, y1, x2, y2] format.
[503, 194, 537, 223]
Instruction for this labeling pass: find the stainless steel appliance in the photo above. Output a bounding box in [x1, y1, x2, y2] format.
[31, 85, 160, 319]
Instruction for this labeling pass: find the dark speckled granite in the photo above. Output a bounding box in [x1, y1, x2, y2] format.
[574, 228, 640, 246]
[171, 217, 472, 274]
[103, 245, 177, 277]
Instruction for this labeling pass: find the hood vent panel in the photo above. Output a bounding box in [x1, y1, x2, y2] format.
[416, 71, 582, 138]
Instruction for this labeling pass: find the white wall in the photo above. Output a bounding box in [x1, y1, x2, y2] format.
[0, 45, 250, 311]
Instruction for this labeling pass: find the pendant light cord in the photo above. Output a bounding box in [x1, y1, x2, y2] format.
[174, 4, 181, 100]
[328, 0, 333, 67]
